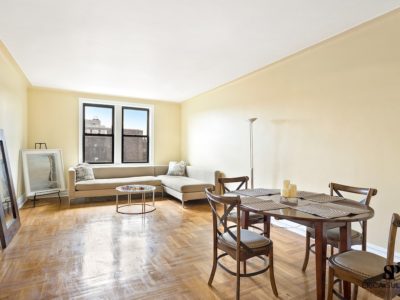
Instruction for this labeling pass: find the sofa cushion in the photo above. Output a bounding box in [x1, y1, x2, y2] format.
[157, 175, 213, 193]
[154, 165, 168, 176]
[74, 163, 95, 182]
[75, 176, 161, 191]
[219, 229, 271, 249]
[92, 166, 155, 179]
[167, 161, 187, 176]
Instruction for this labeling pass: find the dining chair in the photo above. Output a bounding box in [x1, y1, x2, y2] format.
[218, 176, 265, 233]
[205, 188, 278, 299]
[302, 182, 378, 272]
[328, 213, 400, 300]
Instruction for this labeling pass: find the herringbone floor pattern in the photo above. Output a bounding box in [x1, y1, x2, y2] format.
[0, 197, 379, 299]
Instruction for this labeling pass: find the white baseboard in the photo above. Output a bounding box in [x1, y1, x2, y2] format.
[17, 194, 27, 208]
[271, 218, 400, 261]
[271, 217, 307, 236]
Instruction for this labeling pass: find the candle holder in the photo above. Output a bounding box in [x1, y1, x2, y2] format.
[280, 196, 298, 206]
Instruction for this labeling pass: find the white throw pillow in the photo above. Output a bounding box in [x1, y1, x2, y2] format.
[167, 161, 186, 176]
[75, 163, 95, 182]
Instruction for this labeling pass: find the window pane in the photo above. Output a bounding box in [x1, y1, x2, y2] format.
[123, 109, 148, 135]
[85, 106, 113, 135]
[85, 136, 113, 163]
[123, 136, 148, 163]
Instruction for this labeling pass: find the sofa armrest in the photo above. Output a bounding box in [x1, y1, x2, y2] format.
[68, 167, 76, 199]
[214, 170, 222, 195]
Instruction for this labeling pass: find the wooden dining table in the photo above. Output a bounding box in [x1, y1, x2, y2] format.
[238, 192, 374, 300]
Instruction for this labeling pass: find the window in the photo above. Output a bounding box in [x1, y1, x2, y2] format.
[122, 107, 149, 163]
[79, 99, 153, 165]
[83, 104, 114, 164]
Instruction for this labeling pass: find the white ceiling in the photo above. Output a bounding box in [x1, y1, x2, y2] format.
[0, 1, 399, 102]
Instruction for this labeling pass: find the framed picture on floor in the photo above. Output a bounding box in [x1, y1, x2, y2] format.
[21, 149, 66, 197]
[0, 129, 21, 249]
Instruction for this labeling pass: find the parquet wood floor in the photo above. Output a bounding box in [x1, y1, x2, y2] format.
[0, 197, 380, 299]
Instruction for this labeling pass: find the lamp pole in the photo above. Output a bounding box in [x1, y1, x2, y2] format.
[248, 117, 257, 189]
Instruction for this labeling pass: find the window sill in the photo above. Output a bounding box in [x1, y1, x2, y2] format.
[84, 163, 155, 168]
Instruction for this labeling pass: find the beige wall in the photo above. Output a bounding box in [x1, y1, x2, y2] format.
[0, 41, 29, 199]
[181, 10, 400, 249]
[3, 9, 399, 249]
[28, 88, 181, 178]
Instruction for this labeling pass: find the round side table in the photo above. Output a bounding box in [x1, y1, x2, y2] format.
[115, 185, 156, 214]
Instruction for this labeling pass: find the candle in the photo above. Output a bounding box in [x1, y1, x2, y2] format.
[283, 179, 290, 189]
[281, 188, 290, 198]
[289, 184, 297, 198]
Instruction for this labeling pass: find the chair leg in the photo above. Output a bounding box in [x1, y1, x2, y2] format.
[208, 247, 217, 286]
[236, 257, 240, 300]
[352, 285, 358, 300]
[384, 282, 392, 300]
[269, 247, 278, 297]
[327, 267, 335, 300]
[330, 244, 334, 257]
[302, 231, 311, 272]
[243, 261, 247, 274]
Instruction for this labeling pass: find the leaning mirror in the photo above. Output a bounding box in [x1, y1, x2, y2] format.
[0, 129, 21, 249]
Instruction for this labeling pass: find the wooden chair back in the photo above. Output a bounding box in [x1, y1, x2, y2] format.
[329, 182, 378, 251]
[205, 188, 253, 254]
[386, 213, 400, 266]
[218, 176, 249, 195]
[329, 182, 377, 206]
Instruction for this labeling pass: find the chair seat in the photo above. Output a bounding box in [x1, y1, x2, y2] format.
[329, 251, 400, 299]
[329, 250, 387, 279]
[227, 210, 264, 222]
[307, 227, 362, 245]
[219, 229, 271, 249]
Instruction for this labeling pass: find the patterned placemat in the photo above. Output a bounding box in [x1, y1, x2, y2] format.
[296, 199, 314, 206]
[292, 204, 350, 219]
[241, 197, 266, 205]
[325, 203, 370, 214]
[296, 191, 323, 199]
[242, 200, 289, 212]
[233, 188, 281, 197]
[305, 193, 344, 203]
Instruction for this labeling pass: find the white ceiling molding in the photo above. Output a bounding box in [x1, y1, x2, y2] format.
[0, 1, 399, 102]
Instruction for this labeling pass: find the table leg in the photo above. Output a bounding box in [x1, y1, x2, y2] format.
[116, 194, 119, 212]
[314, 222, 327, 300]
[153, 190, 155, 207]
[264, 215, 271, 238]
[142, 192, 145, 214]
[340, 223, 352, 299]
[241, 210, 249, 229]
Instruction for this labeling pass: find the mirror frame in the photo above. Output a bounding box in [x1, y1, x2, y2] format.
[0, 129, 21, 249]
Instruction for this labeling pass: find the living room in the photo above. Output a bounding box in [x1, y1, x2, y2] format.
[1, 2, 400, 299]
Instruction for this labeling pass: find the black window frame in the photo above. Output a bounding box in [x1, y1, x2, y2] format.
[82, 103, 115, 164]
[121, 106, 150, 163]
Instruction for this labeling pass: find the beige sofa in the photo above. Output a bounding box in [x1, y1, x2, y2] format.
[68, 165, 221, 207]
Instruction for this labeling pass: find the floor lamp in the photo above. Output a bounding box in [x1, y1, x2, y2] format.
[248, 117, 257, 189]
